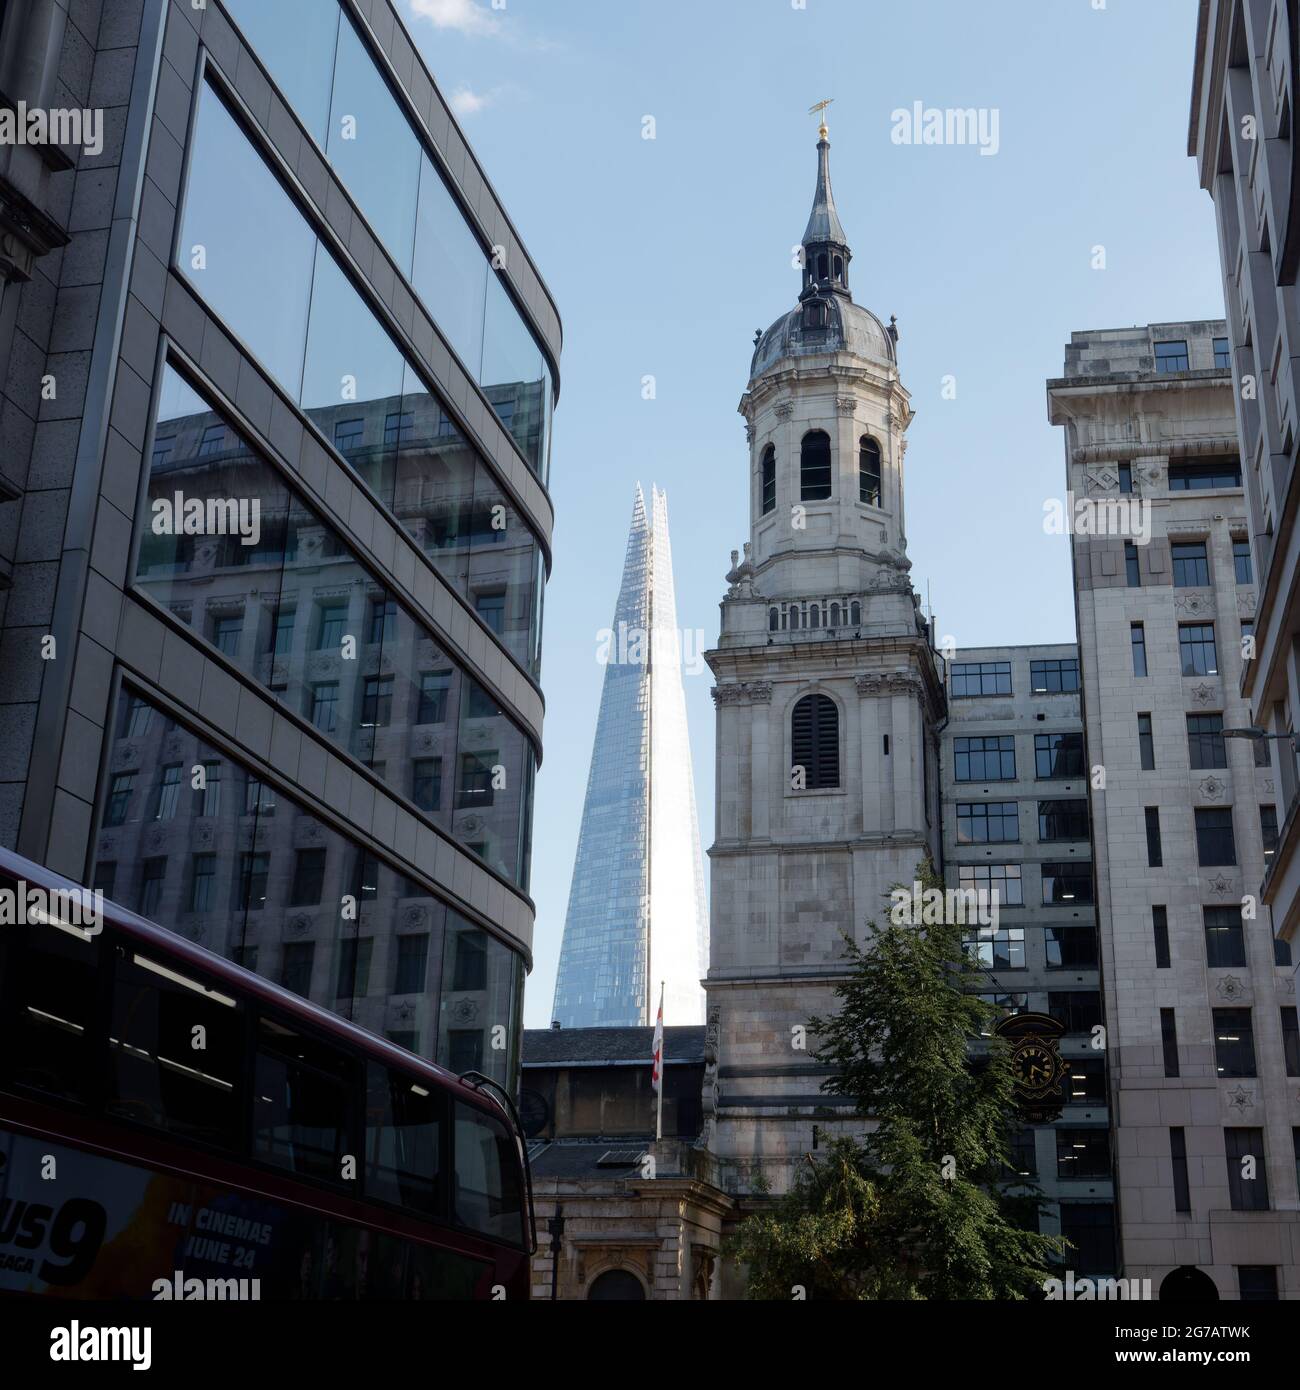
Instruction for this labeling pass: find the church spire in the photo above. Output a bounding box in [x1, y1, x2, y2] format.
[801, 112, 851, 300]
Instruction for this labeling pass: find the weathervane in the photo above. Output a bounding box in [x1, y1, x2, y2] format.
[808, 98, 834, 139]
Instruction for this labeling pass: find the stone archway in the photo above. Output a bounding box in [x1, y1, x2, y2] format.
[1159, 1266, 1220, 1301]
[587, 1268, 647, 1301]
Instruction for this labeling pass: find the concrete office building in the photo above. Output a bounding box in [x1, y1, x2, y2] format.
[1189, 0, 1300, 980]
[1049, 322, 1300, 1300]
[941, 643, 1116, 1276]
[0, 0, 560, 1085]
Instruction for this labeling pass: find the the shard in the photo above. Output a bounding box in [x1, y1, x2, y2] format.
[552, 485, 708, 1027]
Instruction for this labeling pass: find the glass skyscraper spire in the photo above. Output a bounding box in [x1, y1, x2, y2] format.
[552, 486, 708, 1027]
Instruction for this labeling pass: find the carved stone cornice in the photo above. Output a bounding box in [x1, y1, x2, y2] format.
[836, 397, 857, 415]
[856, 673, 923, 699]
[711, 681, 774, 707]
[774, 403, 794, 420]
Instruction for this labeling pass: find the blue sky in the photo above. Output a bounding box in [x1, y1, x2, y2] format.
[399, 0, 1226, 1027]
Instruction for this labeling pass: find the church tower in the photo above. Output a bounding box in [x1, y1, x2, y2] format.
[703, 119, 946, 1196]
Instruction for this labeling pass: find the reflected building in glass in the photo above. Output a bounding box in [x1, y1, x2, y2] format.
[552, 487, 709, 1028]
[0, 0, 560, 1089]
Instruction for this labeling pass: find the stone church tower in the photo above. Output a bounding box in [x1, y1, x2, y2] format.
[703, 121, 946, 1198]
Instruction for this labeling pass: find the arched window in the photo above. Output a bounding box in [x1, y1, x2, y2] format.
[829, 602, 842, 627]
[850, 601, 861, 626]
[833, 255, 844, 281]
[804, 300, 826, 331]
[792, 693, 839, 789]
[800, 430, 832, 501]
[789, 607, 800, 631]
[859, 436, 882, 506]
[809, 605, 820, 629]
[760, 444, 776, 515]
[588, 1269, 647, 1301]
[769, 607, 779, 632]
[817, 252, 829, 281]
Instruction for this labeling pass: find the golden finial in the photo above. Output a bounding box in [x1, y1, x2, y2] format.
[808, 98, 834, 140]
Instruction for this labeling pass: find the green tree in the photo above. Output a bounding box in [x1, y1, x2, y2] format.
[728, 859, 1066, 1299]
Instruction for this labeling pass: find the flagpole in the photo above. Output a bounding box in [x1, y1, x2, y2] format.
[655, 981, 664, 1142]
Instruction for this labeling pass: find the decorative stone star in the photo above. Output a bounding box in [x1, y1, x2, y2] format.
[1199, 776, 1227, 800]
[1207, 874, 1235, 897]
[1191, 683, 1216, 705]
[1216, 974, 1246, 1001]
[1226, 1084, 1255, 1113]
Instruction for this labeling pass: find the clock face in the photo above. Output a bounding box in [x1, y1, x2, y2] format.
[1013, 1041, 1062, 1097]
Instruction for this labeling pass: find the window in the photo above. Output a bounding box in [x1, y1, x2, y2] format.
[1196, 808, 1237, 866]
[760, 445, 776, 514]
[189, 853, 216, 912]
[453, 1102, 525, 1244]
[394, 935, 429, 996]
[1137, 713, 1155, 770]
[238, 852, 270, 912]
[254, 1017, 355, 1184]
[333, 417, 364, 453]
[1153, 905, 1170, 969]
[1045, 925, 1097, 969]
[1161, 1008, 1180, 1077]
[1213, 336, 1231, 369]
[457, 752, 497, 808]
[475, 591, 506, 635]
[800, 430, 832, 501]
[335, 937, 373, 1000]
[383, 411, 415, 448]
[1179, 623, 1218, 676]
[364, 1063, 443, 1217]
[244, 774, 275, 818]
[1065, 1057, 1106, 1103]
[1056, 1128, 1110, 1179]
[1118, 462, 1132, 494]
[310, 681, 339, 733]
[1007, 1128, 1037, 1177]
[974, 991, 1028, 1016]
[1154, 340, 1189, 372]
[270, 609, 295, 656]
[104, 772, 135, 827]
[1048, 991, 1102, 1033]
[367, 598, 397, 646]
[451, 931, 489, 992]
[1035, 732, 1084, 779]
[962, 924, 1025, 970]
[279, 942, 315, 998]
[1187, 713, 1227, 768]
[1130, 623, 1147, 676]
[858, 436, 881, 506]
[1169, 459, 1242, 490]
[198, 422, 227, 456]
[1238, 1267, 1279, 1302]
[1042, 861, 1093, 905]
[1225, 1128, 1270, 1211]
[1261, 805, 1279, 860]
[1124, 540, 1141, 587]
[316, 602, 348, 650]
[1058, 1204, 1115, 1276]
[953, 735, 1015, 781]
[213, 614, 242, 657]
[417, 670, 451, 724]
[956, 801, 1019, 844]
[1276, 936, 1293, 968]
[1241, 618, 1254, 658]
[290, 848, 327, 906]
[791, 693, 839, 789]
[1144, 807, 1163, 867]
[1030, 658, 1079, 693]
[413, 758, 442, 813]
[1233, 539, 1253, 584]
[1172, 541, 1210, 586]
[1213, 1008, 1257, 1077]
[153, 763, 183, 821]
[1204, 906, 1247, 967]
[957, 863, 1023, 907]
[360, 676, 394, 728]
[1171, 1129, 1191, 1212]
[1039, 799, 1088, 841]
[1282, 1007, 1300, 1077]
[121, 696, 153, 738]
[131, 860, 166, 919]
[951, 661, 1013, 698]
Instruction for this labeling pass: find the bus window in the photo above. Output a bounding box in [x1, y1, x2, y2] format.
[1, 912, 101, 1103]
[452, 1102, 524, 1247]
[254, 1016, 356, 1186]
[106, 947, 244, 1148]
[364, 1062, 445, 1218]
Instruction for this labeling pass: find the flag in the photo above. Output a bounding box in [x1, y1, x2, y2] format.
[651, 983, 664, 1095]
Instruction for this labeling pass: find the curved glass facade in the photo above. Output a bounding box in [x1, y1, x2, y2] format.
[139, 363, 536, 889]
[92, 689, 522, 1084]
[179, 81, 544, 676]
[222, 0, 553, 477]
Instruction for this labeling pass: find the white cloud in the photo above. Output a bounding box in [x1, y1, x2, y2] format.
[409, 0, 500, 37]
[448, 84, 493, 116]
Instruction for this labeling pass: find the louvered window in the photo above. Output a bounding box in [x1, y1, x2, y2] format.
[792, 694, 839, 789]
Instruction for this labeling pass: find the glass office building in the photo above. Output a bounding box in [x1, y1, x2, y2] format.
[0, 0, 560, 1087]
[552, 486, 708, 1028]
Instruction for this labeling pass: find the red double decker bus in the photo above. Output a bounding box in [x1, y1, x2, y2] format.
[0, 847, 534, 1300]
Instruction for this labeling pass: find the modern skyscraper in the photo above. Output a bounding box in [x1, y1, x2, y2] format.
[0, 0, 560, 1087]
[704, 121, 946, 1207]
[1049, 321, 1299, 1301]
[552, 485, 708, 1028]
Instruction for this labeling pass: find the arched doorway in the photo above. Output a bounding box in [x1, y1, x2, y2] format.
[587, 1269, 647, 1301]
[1159, 1266, 1220, 1301]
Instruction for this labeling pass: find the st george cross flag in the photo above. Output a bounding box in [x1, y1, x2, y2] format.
[651, 983, 664, 1095]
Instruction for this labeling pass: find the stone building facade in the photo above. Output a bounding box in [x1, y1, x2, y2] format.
[941, 642, 1116, 1274]
[1048, 322, 1300, 1300]
[1189, 0, 1300, 983]
[703, 121, 945, 1201]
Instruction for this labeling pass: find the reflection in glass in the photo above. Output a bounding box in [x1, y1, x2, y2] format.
[222, 0, 341, 142]
[413, 151, 487, 376]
